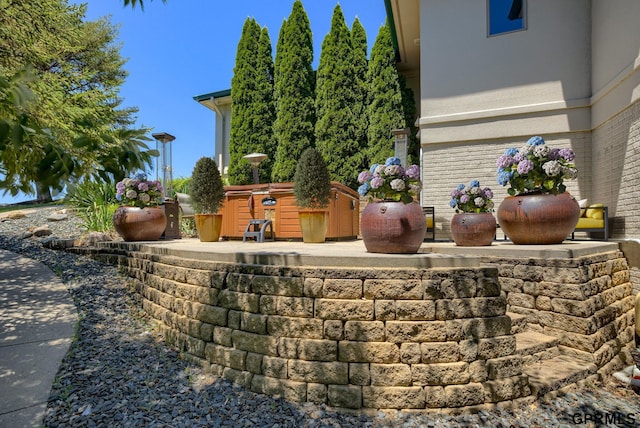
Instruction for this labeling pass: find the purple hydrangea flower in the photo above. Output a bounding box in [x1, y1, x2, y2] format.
[370, 176, 384, 189]
[483, 188, 494, 198]
[558, 148, 575, 162]
[517, 159, 534, 174]
[496, 155, 514, 168]
[405, 164, 420, 179]
[138, 182, 149, 191]
[460, 194, 470, 203]
[358, 171, 372, 184]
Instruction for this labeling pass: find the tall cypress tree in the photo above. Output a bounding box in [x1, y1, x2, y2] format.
[251, 27, 276, 183]
[351, 17, 369, 174]
[271, 0, 315, 183]
[366, 22, 405, 165]
[399, 74, 420, 166]
[228, 18, 261, 184]
[315, 5, 360, 189]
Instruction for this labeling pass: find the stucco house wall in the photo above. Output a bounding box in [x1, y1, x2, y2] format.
[402, 0, 639, 240]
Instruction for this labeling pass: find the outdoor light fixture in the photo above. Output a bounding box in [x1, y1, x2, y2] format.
[392, 128, 410, 167]
[152, 132, 176, 199]
[243, 152, 268, 184]
[152, 132, 180, 239]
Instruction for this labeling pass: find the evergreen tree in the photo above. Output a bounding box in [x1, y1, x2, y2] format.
[351, 17, 369, 175]
[366, 23, 405, 166]
[271, 0, 315, 183]
[252, 27, 276, 183]
[228, 18, 261, 184]
[399, 74, 420, 166]
[314, 5, 361, 189]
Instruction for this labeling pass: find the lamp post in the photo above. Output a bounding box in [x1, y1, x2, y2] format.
[392, 128, 410, 167]
[243, 153, 268, 184]
[152, 132, 176, 199]
[152, 132, 179, 239]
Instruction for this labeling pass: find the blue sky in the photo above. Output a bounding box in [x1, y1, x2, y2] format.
[2, 0, 388, 204]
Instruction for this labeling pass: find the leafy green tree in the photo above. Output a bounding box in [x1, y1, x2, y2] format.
[272, 0, 315, 183]
[366, 22, 405, 165]
[0, 0, 156, 201]
[314, 5, 362, 189]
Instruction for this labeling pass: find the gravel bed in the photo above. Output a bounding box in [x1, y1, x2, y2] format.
[1, 206, 640, 427]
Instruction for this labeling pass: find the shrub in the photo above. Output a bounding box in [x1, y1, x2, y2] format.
[293, 148, 331, 209]
[190, 157, 224, 214]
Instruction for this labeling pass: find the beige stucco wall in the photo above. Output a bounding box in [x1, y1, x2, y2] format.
[418, 0, 591, 144]
[414, 0, 640, 241]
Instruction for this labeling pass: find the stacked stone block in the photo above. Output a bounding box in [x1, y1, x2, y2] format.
[484, 250, 634, 374]
[96, 249, 532, 411]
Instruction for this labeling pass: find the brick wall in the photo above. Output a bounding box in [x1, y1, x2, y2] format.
[421, 133, 590, 241]
[592, 100, 640, 239]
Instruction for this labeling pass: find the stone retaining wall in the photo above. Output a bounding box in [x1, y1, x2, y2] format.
[483, 250, 634, 374]
[94, 250, 532, 412]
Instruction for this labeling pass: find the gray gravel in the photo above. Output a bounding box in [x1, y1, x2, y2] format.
[1, 206, 640, 427]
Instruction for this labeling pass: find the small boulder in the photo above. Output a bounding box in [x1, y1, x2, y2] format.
[32, 225, 52, 237]
[75, 232, 113, 247]
[5, 211, 26, 219]
[47, 213, 68, 222]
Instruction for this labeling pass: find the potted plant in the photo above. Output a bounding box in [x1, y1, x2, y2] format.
[190, 157, 225, 242]
[113, 172, 167, 241]
[495, 135, 580, 244]
[449, 180, 496, 246]
[293, 148, 332, 243]
[356, 157, 425, 253]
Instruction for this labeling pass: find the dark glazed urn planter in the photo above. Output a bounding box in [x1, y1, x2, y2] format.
[450, 212, 496, 246]
[360, 201, 426, 253]
[113, 206, 167, 241]
[497, 192, 580, 245]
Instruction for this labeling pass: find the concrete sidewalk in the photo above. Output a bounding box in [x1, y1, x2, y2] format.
[0, 249, 77, 428]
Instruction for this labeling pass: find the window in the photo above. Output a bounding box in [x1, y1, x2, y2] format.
[488, 0, 526, 37]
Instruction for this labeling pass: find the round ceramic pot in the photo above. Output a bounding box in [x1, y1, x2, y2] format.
[497, 192, 580, 245]
[194, 213, 223, 242]
[113, 206, 167, 241]
[298, 209, 328, 243]
[360, 201, 426, 253]
[450, 212, 496, 246]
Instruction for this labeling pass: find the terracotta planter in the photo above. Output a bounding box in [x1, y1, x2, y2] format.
[360, 201, 426, 254]
[298, 209, 328, 243]
[451, 212, 496, 246]
[497, 192, 580, 245]
[113, 206, 167, 242]
[194, 214, 223, 242]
